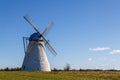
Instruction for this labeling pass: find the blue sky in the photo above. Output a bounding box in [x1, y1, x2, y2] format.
[0, 0, 120, 70]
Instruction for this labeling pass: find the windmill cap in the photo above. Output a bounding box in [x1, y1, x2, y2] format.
[29, 33, 40, 41]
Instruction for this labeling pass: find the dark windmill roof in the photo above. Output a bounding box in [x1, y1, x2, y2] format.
[29, 33, 40, 41]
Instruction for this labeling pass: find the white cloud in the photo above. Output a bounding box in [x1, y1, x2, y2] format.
[89, 47, 111, 51]
[88, 58, 93, 61]
[110, 50, 120, 54]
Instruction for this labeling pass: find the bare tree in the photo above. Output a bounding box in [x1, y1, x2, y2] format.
[64, 63, 70, 71]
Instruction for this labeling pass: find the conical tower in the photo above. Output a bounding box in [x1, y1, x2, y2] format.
[22, 33, 51, 71]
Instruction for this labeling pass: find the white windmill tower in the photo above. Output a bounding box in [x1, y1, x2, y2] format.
[21, 16, 57, 71]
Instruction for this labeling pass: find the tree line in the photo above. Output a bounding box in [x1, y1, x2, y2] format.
[0, 67, 21, 71]
[0, 63, 119, 71]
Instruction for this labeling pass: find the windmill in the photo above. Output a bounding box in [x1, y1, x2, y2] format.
[21, 16, 57, 71]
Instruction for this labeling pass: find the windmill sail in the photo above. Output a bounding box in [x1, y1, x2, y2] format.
[42, 21, 54, 36]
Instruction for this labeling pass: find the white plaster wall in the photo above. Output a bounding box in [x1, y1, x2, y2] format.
[21, 40, 51, 71]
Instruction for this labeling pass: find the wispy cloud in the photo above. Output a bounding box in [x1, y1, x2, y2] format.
[88, 58, 93, 61]
[89, 47, 111, 51]
[110, 50, 120, 54]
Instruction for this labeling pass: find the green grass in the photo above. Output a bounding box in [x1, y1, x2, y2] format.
[0, 71, 120, 80]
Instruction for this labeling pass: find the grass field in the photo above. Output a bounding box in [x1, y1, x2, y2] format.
[0, 71, 120, 80]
